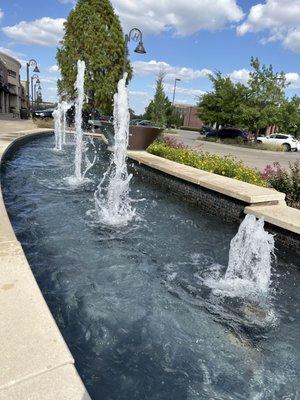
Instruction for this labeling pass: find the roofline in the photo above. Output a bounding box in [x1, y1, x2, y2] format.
[0, 52, 22, 68]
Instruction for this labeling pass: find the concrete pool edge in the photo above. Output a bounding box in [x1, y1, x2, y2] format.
[0, 129, 91, 399]
[127, 151, 300, 245]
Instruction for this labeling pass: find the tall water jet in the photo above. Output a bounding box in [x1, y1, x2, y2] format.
[66, 60, 95, 186]
[94, 73, 135, 226]
[206, 214, 275, 299]
[74, 60, 86, 182]
[61, 101, 72, 145]
[53, 101, 72, 151]
[53, 103, 63, 151]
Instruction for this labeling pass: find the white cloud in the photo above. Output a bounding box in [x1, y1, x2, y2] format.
[133, 60, 212, 81]
[129, 90, 149, 97]
[228, 68, 300, 88]
[164, 83, 206, 97]
[0, 8, 4, 20]
[113, 0, 243, 35]
[55, 0, 243, 36]
[237, 0, 300, 53]
[49, 64, 59, 73]
[285, 72, 300, 89]
[229, 68, 250, 83]
[2, 17, 65, 47]
[283, 29, 300, 52]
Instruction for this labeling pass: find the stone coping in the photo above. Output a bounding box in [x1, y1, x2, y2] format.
[245, 204, 300, 235]
[0, 130, 91, 399]
[127, 151, 285, 204]
[127, 150, 300, 237]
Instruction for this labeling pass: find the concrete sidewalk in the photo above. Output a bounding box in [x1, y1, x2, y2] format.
[0, 119, 37, 135]
[168, 130, 300, 171]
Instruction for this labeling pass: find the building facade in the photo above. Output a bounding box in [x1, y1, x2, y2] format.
[175, 104, 204, 129]
[0, 52, 26, 118]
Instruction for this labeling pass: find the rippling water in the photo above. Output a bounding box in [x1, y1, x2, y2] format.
[1, 135, 299, 400]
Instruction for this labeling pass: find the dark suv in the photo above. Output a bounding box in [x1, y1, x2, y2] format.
[207, 127, 249, 141]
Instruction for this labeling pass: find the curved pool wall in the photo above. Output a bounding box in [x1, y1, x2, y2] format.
[0, 130, 91, 399]
[1, 133, 299, 400]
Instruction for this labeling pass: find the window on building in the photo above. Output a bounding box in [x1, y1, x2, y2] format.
[7, 69, 17, 78]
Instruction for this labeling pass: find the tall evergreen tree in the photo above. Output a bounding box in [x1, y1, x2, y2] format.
[149, 72, 167, 127]
[56, 0, 131, 114]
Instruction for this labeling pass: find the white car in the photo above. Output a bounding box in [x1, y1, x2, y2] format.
[256, 133, 299, 151]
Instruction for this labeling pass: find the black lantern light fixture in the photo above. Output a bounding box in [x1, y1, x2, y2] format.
[123, 28, 146, 74]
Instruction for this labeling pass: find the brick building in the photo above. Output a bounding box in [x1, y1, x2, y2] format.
[175, 104, 204, 129]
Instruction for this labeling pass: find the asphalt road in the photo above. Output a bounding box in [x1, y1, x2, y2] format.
[167, 130, 300, 171]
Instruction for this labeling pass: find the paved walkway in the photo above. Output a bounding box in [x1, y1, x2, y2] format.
[168, 130, 300, 171]
[0, 119, 37, 134]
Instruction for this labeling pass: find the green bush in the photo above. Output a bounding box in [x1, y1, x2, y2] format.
[148, 140, 267, 187]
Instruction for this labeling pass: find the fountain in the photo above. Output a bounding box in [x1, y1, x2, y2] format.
[74, 60, 86, 182]
[206, 214, 275, 299]
[65, 60, 95, 186]
[53, 101, 72, 151]
[94, 72, 135, 226]
[53, 103, 63, 152]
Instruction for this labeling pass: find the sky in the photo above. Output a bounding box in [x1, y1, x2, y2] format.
[0, 0, 299, 114]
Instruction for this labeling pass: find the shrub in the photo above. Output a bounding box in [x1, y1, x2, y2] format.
[33, 118, 54, 129]
[148, 139, 267, 187]
[261, 161, 300, 208]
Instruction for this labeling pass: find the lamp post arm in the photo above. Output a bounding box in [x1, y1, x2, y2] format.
[172, 79, 177, 105]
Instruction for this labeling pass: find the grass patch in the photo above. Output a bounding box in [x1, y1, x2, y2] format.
[33, 118, 54, 129]
[198, 136, 285, 152]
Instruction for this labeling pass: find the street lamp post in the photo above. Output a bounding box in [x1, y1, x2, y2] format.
[123, 28, 146, 74]
[172, 78, 181, 105]
[26, 59, 40, 111]
[34, 83, 42, 107]
[31, 74, 40, 110]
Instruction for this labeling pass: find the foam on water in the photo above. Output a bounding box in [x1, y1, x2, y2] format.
[94, 73, 135, 226]
[205, 214, 275, 300]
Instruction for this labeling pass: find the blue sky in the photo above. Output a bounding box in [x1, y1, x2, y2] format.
[0, 0, 299, 114]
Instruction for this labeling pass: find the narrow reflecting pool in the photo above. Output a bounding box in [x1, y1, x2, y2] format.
[1, 135, 299, 400]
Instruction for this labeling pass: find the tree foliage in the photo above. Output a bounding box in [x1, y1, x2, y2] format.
[147, 72, 168, 127]
[144, 72, 183, 127]
[56, 0, 131, 114]
[198, 57, 299, 136]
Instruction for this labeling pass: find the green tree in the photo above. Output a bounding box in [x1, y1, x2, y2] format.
[279, 96, 300, 138]
[198, 72, 249, 128]
[198, 58, 291, 134]
[35, 90, 43, 107]
[56, 0, 131, 114]
[150, 72, 168, 127]
[246, 57, 288, 133]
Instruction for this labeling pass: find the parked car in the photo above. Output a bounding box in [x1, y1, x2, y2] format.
[130, 119, 153, 127]
[32, 109, 54, 119]
[200, 125, 216, 136]
[256, 133, 299, 152]
[206, 127, 249, 141]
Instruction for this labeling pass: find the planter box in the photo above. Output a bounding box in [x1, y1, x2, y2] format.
[92, 121, 161, 151]
[128, 126, 162, 151]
